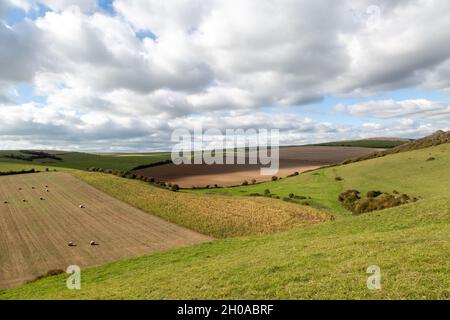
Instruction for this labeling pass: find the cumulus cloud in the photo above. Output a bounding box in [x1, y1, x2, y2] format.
[338, 99, 450, 120]
[1, 0, 450, 150]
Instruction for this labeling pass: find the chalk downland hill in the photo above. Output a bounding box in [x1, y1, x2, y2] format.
[1, 136, 449, 299]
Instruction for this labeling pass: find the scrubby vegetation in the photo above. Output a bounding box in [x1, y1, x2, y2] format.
[0, 168, 39, 176]
[338, 190, 417, 215]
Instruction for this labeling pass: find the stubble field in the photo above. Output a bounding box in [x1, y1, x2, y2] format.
[0, 172, 211, 289]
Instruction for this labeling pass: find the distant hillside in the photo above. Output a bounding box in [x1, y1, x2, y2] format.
[0, 150, 171, 171]
[343, 130, 450, 164]
[313, 139, 408, 149]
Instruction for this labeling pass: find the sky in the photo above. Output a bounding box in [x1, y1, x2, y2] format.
[0, 0, 449, 152]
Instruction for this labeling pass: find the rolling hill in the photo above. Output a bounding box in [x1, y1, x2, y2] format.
[1, 140, 449, 299]
[0, 151, 171, 171]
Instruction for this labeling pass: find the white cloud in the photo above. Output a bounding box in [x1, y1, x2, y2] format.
[1, 0, 450, 150]
[338, 99, 450, 119]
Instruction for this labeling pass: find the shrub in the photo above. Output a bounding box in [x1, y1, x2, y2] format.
[214, 184, 219, 188]
[251, 179, 257, 184]
[264, 189, 271, 196]
[335, 177, 343, 181]
[45, 168, 49, 172]
[366, 190, 382, 198]
[426, 157, 436, 161]
[242, 180, 249, 186]
[171, 184, 180, 192]
[338, 189, 361, 211]
[271, 176, 278, 181]
[341, 190, 417, 215]
[289, 193, 295, 198]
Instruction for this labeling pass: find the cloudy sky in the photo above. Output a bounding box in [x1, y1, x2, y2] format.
[1, 0, 449, 151]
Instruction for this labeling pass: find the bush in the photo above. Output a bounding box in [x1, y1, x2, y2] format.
[426, 157, 436, 161]
[251, 179, 257, 184]
[335, 177, 343, 181]
[339, 189, 417, 215]
[171, 184, 180, 192]
[264, 189, 271, 196]
[338, 190, 361, 211]
[271, 176, 278, 181]
[366, 190, 382, 198]
[289, 193, 295, 198]
[242, 180, 249, 186]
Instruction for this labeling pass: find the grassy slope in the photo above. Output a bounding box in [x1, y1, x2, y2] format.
[312, 139, 407, 148]
[193, 143, 450, 217]
[0, 161, 329, 238]
[1, 144, 449, 299]
[0, 151, 171, 171]
[1, 196, 448, 299]
[67, 170, 330, 238]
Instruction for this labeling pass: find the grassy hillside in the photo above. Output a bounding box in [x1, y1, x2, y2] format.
[1, 144, 449, 299]
[193, 143, 450, 217]
[68, 171, 329, 238]
[1, 193, 448, 299]
[0, 151, 171, 171]
[312, 139, 407, 148]
[0, 161, 328, 238]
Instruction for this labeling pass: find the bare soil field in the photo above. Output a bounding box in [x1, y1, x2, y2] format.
[0, 172, 211, 290]
[134, 146, 381, 187]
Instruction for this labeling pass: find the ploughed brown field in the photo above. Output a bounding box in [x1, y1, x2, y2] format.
[0, 172, 211, 290]
[133, 146, 381, 188]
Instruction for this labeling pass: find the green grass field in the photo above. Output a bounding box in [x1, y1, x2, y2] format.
[311, 139, 408, 148]
[0, 151, 171, 171]
[192, 143, 450, 217]
[1, 143, 449, 299]
[1, 191, 448, 299]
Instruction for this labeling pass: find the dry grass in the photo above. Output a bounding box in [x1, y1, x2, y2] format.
[70, 170, 331, 238]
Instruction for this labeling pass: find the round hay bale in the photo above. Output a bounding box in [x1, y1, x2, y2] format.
[3, 201, 8, 204]
[22, 199, 27, 202]
[40, 197, 45, 201]
[79, 205, 85, 209]
[90, 240, 97, 246]
[68, 241, 75, 247]
[45, 189, 50, 192]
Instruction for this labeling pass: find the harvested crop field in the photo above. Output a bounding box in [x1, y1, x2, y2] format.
[134, 146, 380, 187]
[0, 172, 211, 290]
